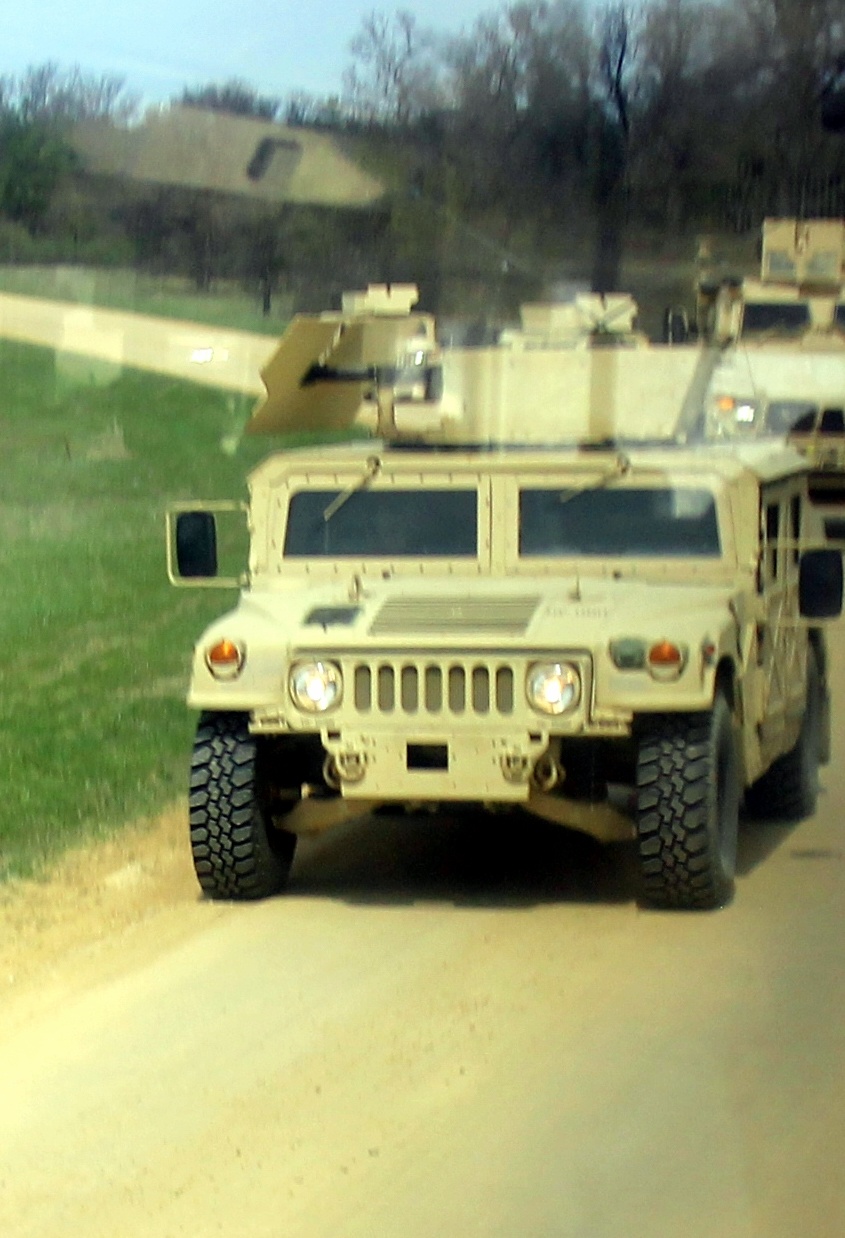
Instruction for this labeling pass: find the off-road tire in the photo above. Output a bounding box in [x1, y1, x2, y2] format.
[189, 712, 297, 900]
[636, 694, 739, 910]
[744, 654, 822, 821]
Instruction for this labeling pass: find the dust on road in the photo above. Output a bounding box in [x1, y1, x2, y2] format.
[0, 795, 844, 1238]
[0, 806, 217, 1035]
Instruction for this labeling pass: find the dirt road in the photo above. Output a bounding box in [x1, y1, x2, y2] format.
[1, 644, 845, 1238]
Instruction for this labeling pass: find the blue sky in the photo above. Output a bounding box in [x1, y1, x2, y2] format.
[6, 1, 514, 108]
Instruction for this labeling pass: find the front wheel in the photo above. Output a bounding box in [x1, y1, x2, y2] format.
[635, 693, 739, 910]
[189, 712, 298, 900]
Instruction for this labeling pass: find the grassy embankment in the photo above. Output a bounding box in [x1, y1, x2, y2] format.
[0, 337, 279, 881]
[0, 265, 292, 335]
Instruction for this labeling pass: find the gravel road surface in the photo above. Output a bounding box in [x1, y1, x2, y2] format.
[1, 636, 844, 1238]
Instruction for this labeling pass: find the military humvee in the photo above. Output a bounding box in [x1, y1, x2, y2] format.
[168, 288, 843, 911]
[688, 219, 845, 545]
[698, 218, 845, 345]
[699, 219, 845, 438]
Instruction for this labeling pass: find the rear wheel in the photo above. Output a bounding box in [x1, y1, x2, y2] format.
[189, 712, 298, 900]
[635, 694, 739, 910]
[745, 653, 822, 821]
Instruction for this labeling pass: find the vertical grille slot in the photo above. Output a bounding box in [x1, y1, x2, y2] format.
[377, 664, 395, 711]
[401, 665, 419, 712]
[496, 666, 515, 713]
[424, 665, 442, 712]
[354, 665, 372, 711]
[472, 666, 490, 713]
[448, 665, 466, 713]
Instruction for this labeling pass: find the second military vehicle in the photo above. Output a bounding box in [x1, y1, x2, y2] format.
[695, 218, 845, 540]
[700, 219, 845, 453]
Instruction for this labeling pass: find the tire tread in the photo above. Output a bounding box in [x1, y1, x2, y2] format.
[188, 712, 296, 900]
[636, 700, 737, 910]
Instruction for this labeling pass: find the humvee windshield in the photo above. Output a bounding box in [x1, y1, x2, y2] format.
[519, 487, 721, 557]
[741, 302, 811, 335]
[284, 488, 478, 557]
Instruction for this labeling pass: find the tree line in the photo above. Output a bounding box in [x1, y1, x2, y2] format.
[1, 3, 845, 318]
[341, 1, 845, 284]
[0, 64, 135, 235]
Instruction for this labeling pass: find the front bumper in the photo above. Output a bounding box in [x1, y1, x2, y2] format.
[319, 729, 549, 802]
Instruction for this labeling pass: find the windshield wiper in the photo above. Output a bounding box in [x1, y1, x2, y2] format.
[322, 455, 382, 523]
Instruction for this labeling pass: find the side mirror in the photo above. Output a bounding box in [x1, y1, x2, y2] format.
[166, 501, 248, 587]
[824, 516, 845, 542]
[176, 511, 218, 578]
[821, 84, 845, 134]
[800, 548, 844, 619]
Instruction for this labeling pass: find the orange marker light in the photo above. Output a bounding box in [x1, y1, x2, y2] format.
[205, 639, 245, 679]
[648, 640, 684, 667]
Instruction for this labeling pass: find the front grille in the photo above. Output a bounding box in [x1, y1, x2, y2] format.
[352, 659, 516, 716]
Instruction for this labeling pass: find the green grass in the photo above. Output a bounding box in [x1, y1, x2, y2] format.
[0, 265, 291, 335]
[0, 338, 276, 880]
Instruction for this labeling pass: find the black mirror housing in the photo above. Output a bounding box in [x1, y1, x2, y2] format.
[176, 511, 218, 578]
[800, 548, 844, 619]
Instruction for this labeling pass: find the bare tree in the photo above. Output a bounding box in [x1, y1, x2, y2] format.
[598, 2, 636, 142]
[446, 5, 579, 216]
[283, 92, 345, 128]
[592, 2, 641, 289]
[173, 192, 230, 291]
[515, 1, 597, 237]
[242, 207, 288, 315]
[733, 0, 845, 214]
[633, 0, 726, 229]
[13, 63, 138, 124]
[344, 10, 442, 125]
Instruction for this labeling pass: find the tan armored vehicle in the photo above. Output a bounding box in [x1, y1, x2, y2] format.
[696, 218, 845, 538]
[701, 220, 845, 471]
[168, 288, 842, 911]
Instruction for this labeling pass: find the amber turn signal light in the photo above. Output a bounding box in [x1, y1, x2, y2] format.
[205, 638, 245, 680]
[647, 640, 686, 680]
[648, 640, 683, 667]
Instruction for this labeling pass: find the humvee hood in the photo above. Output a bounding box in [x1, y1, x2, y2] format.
[228, 576, 736, 649]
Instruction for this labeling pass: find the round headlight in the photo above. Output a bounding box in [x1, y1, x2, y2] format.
[289, 660, 343, 713]
[526, 662, 581, 716]
[712, 395, 758, 429]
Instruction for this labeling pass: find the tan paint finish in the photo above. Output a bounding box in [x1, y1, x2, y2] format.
[440, 343, 703, 442]
[182, 437, 822, 835]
